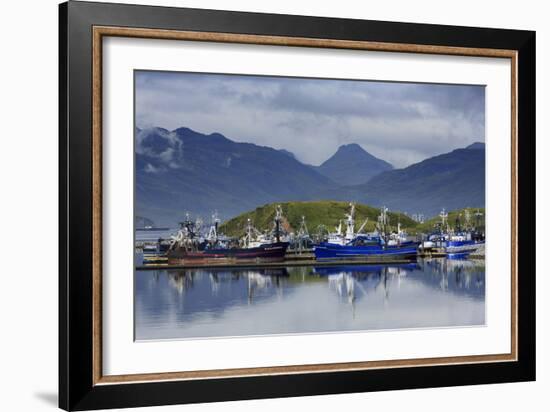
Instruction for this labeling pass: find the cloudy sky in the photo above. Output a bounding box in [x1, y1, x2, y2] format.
[135, 71, 485, 168]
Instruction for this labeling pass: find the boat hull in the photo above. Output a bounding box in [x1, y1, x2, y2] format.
[445, 240, 484, 254]
[167, 242, 290, 265]
[314, 242, 419, 261]
[447, 252, 471, 259]
[142, 243, 170, 256]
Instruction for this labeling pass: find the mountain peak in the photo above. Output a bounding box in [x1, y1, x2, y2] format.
[338, 143, 363, 151]
[315, 143, 393, 186]
[466, 142, 485, 150]
[334, 143, 368, 156]
[172, 126, 200, 137]
[171, 127, 233, 144]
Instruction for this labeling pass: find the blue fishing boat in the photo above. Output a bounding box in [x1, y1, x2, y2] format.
[315, 238, 418, 260]
[446, 238, 479, 254]
[314, 204, 419, 261]
[420, 209, 485, 257]
[449, 212, 485, 254]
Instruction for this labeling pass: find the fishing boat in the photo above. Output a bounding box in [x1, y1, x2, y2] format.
[421, 209, 485, 257]
[314, 204, 419, 261]
[167, 206, 289, 265]
[445, 209, 485, 255]
[288, 215, 314, 253]
[140, 240, 170, 265]
[141, 242, 166, 255]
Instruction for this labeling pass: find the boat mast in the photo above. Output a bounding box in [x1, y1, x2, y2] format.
[274, 205, 283, 243]
[377, 206, 390, 246]
[244, 218, 254, 248]
[474, 209, 483, 230]
[345, 202, 356, 241]
[207, 211, 220, 242]
[296, 215, 309, 253]
[454, 212, 462, 233]
[464, 209, 472, 230]
[439, 208, 449, 235]
[298, 215, 309, 238]
[182, 212, 196, 239]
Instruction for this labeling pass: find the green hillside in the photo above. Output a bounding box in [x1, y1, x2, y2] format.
[219, 201, 418, 238]
[414, 207, 485, 233]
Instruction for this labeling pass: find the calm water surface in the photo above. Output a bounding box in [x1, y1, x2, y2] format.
[135, 258, 485, 340]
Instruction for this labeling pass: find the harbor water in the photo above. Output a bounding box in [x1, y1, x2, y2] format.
[135, 258, 485, 340]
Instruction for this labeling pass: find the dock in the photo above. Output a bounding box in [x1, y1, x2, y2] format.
[136, 257, 417, 271]
[417, 251, 447, 258]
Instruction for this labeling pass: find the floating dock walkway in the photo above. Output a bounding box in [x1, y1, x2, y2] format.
[136, 257, 417, 271]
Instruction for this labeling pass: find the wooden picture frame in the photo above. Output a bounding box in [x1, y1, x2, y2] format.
[59, 1, 535, 410]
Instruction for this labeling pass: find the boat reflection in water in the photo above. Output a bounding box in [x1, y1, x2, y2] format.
[135, 258, 485, 340]
[318, 264, 419, 315]
[162, 267, 289, 302]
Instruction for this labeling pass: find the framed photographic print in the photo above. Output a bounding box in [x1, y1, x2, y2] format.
[59, 1, 536, 410]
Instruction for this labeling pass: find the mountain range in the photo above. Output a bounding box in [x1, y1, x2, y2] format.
[136, 127, 338, 225]
[352, 143, 485, 216]
[135, 126, 485, 226]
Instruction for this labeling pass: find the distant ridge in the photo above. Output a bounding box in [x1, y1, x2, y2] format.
[278, 149, 296, 159]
